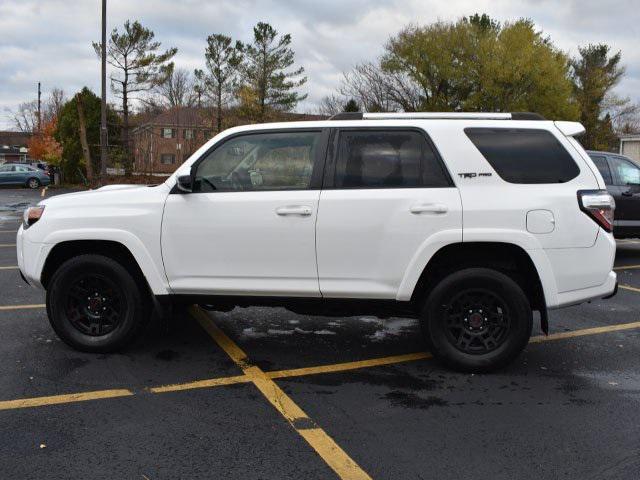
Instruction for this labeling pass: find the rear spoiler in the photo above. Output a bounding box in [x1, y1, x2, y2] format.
[555, 121, 586, 137]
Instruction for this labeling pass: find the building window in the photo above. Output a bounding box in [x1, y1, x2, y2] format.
[160, 154, 176, 164]
[161, 128, 176, 139]
[184, 129, 194, 139]
[204, 130, 213, 139]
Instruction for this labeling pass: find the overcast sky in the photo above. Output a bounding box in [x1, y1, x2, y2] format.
[1, 0, 639, 129]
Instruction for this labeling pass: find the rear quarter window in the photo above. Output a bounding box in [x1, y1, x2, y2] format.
[464, 128, 580, 184]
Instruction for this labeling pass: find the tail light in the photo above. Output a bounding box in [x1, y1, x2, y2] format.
[577, 190, 615, 232]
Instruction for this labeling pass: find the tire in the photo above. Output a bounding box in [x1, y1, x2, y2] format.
[420, 268, 532, 373]
[46, 254, 149, 353]
[27, 177, 40, 189]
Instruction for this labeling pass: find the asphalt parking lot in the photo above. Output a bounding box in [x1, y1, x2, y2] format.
[1, 187, 639, 479]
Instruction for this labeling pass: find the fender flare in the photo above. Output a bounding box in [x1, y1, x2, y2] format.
[39, 229, 170, 295]
[396, 228, 559, 308]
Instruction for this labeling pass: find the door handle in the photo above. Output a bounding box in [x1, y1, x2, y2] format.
[275, 205, 312, 216]
[622, 191, 633, 197]
[410, 203, 448, 214]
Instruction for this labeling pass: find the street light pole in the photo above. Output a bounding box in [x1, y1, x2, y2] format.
[100, 0, 108, 176]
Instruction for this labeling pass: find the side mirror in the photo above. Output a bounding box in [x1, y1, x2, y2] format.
[176, 174, 193, 193]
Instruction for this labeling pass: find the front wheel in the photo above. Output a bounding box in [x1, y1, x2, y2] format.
[27, 177, 40, 189]
[420, 268, 532, 373]
[46, 254, 148, 352]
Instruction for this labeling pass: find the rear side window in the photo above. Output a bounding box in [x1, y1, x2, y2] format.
[465, 128, 580, 184]
[589, 155, 612, 185]
[334, 130, 450, 188]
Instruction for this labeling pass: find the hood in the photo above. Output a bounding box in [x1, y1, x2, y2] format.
[39, 183, 167, 207]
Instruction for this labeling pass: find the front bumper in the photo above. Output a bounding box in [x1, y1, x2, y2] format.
[16, 225, 49, 289]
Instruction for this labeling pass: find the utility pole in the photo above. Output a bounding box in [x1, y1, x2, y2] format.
[37, 82, 41, 132]
[99, 0, 109, 176]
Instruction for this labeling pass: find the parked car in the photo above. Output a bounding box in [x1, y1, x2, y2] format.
[587, 150, 640, 238]
[0, 163, 51, 188]
[17, 112, 617, 372]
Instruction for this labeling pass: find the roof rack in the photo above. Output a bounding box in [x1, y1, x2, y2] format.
[328, 112, 545, 121]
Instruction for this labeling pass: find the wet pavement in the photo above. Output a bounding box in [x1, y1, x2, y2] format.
[0, 187, 639, 479]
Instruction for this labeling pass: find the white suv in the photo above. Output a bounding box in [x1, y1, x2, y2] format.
[16, 112, 617, 372]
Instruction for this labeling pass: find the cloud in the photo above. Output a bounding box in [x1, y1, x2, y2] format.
[1, 0, 639, 128]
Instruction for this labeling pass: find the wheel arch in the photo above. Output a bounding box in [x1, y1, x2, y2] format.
[408, 242, 547, 321]
[40, 239, 165, 297]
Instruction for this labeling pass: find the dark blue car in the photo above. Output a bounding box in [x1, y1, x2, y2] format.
[0, 163, 51, 188]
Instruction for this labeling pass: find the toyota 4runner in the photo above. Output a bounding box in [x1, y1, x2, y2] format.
[17, 112, 618, 372]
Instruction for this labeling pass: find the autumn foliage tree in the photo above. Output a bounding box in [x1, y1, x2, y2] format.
[27, 119, 62, 164]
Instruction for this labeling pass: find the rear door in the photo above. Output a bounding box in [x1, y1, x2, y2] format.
[316, 128, 462, 299]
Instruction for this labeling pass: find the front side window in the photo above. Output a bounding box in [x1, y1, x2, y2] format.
[160, 154, 176, 164]
[194, 131, 321, 192]
[610, 156, 640, 186]
[589, 155, 613, 185]
[333, 130, 450, 188]
[465, 128, 580, 184]
[162, 128, 175, 139]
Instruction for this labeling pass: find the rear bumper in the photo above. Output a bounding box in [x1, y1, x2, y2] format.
[551, 271, 617, 309]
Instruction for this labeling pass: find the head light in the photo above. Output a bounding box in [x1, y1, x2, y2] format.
[23, 206, 45, 229]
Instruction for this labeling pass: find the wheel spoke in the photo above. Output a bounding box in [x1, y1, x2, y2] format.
[443, 288, 511, 355]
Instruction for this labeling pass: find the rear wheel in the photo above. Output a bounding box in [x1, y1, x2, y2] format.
[27, 177, 40, 189]
[420, 268, 532, 373]
[46, 254, 148, 352]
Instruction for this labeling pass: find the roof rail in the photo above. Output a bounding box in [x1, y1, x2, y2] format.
[328, 111, 546, 121]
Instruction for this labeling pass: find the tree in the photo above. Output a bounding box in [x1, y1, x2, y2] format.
[571, 44, 626, 149]
[93, 20, 177, 173]
[239, 22, 307, 121]
[380, 15, 578, 119]
[8, 101, 39, 133]
[27, 119, 62, 164]
[153, 66, 197, 108]
[343, 99, 360, 112]
[195, 34, 243, 132]
[55, 88, 120, 182]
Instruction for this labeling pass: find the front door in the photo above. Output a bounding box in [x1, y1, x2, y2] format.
[316, 128, 462, 299]
[161, 129, 328, 297]
[608, 154, 640, 237]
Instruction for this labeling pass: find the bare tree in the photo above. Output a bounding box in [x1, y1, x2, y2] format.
[154, 67, 197, 108]
[317, 94, 344, 116]
[45, 88, 66, 122]
[604, 93, 640, 134]
[339, 62, 397, 112]
[7, 101, 39, 133]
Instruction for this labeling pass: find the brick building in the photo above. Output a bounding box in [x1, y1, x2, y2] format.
[132, 107, 214, 174]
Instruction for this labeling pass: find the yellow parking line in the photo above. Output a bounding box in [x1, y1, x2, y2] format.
[150, 374, 250, 393]
[269, 352, 431, 379]
[620, 284, 640, 294]
[614, 264, 640, 270]
[2, 318, 640, 415]
[0, 266, 18, 270]
[0, 244, 16, 248]
[0, 230, 17, 234]
[0, 304, 45, 311]
[0, 389, 133, 411]
[191, 306, 372, 480]
[529, 320, 640, 343]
